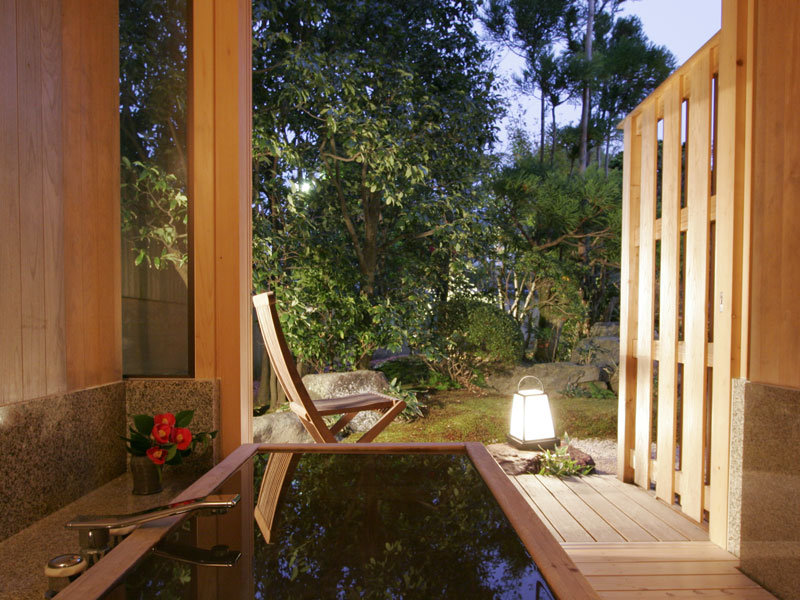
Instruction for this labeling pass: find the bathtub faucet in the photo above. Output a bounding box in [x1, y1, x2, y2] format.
[65, 494, 240, 558]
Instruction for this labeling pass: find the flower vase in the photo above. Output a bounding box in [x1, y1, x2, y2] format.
[130, 455, 163, 495]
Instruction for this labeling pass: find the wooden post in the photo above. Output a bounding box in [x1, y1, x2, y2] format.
[656, 81, 683, 504]
[190, 0, 253, 457]
[634, 104, 657, 490]
[617, 115, 641, 483]
[681, 50, 712, 523]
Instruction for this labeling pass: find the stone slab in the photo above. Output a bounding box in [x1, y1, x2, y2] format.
[734, 380, 800, 600]
[0, 382, 126, 543]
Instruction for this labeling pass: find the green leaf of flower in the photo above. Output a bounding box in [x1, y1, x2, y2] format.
[175, 410, 194, 428]
[132, 414, 154, 435]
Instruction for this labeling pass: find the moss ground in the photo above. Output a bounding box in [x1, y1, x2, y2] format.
[353, 388, 617, 444]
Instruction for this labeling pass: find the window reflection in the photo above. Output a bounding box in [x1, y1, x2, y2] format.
[119, 0, 190, 376]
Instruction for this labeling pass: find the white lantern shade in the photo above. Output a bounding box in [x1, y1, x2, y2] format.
[508, 387, 559, 450]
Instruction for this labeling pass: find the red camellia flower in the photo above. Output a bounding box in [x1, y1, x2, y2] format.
[170, 427, 192, 450]
[154, 413, 176, 427]
[146, 446, 167, 465]
[152, 423, 172, 444]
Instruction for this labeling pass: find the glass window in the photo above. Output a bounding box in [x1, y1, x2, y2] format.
[119, 0, 191, 376]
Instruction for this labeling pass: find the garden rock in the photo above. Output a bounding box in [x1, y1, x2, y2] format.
[589, 322, 620, 337]
[347, 411, 386, 433]
[567, 444, 596, 473]
[302, 370, 390, 433]
[570, 336, 620, 369]
[253, 411, 314, 443]
[303, 370, 389, 400]
[487, 363, 604, 397]
[487, 443, 542, 476]
[608, 369, 620, 394]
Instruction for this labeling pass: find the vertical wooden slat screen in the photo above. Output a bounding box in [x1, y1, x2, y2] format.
[617, 116, 641, 482]
[682, 49, 712, 523]
[655, 81, 683, 504]
[634, 104, 657, 490]
[618, 26, 752, 544]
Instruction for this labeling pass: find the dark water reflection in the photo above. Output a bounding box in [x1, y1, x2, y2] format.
[112, 453, 556, 599]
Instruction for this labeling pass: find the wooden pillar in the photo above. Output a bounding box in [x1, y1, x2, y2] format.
[617, 115, 641, 483]
[634, 104, 657, 490]
[190, 0, 253, 457]
[710, 0, 753, 547]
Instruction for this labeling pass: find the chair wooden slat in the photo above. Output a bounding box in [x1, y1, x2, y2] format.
[252, 292, 405, 443]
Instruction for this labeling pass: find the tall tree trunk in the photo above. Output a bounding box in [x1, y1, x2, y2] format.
[540, 92, 546, 166]
[550, 103, 557, 166]
[579, 0, 595, 173]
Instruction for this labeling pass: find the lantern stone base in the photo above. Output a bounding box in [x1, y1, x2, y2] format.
[506, 435, 560, 451]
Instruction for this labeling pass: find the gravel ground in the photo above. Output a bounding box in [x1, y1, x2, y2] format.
[568, 437, 618, 474]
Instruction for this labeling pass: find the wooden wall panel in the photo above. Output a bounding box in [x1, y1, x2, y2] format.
[749, 0, 800, 389]
[0, 0, 121, 405]
[63, 0, 121, 390]
[41, 0, 66, 395]
[62, 0, 86, 392]
[656, 81, 682, 504]
[634, 104, 657, 490]
[681, 50, 712, 523]
[0, 0, 24, 403]
[17, 0, 48, 400]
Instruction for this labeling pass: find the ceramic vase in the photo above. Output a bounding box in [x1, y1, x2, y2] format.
[130, 455, 163, 495]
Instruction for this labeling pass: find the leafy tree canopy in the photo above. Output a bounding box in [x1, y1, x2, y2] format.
[252, 0, 503, 370]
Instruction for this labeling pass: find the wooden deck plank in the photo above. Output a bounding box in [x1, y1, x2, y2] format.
[590, 475, 708, 540]
[535, 476, 626, 542]
[506, 472, 776, 600]
[560, 476, 657, 542]
[587, 573, 761, 591]
[562, 542, 735, 563]
[508, 473, 564, 542]
[580, 475, 691, 541]
[515, 475, 593, 542]
[574, 561, 741, 576]
[598, 590, 777, 600]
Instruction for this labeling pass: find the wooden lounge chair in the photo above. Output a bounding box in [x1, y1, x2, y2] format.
[252, 292, 406, 443]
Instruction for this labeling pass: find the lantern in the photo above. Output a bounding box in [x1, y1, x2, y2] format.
[507, 376, 559, 451]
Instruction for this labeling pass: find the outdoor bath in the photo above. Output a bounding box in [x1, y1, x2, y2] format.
[52, 444, 596, 599]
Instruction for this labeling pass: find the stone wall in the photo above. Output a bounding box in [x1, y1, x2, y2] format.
[0, 382, 126, 542]
[0, 379, 219, 543]
[728, 379, 800, 600]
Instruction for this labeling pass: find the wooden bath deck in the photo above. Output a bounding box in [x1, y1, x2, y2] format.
[511, 474, 778, 599]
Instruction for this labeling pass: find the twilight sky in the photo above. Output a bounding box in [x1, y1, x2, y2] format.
[493, 0, 722, 151]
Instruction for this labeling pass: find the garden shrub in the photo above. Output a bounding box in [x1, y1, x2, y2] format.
[425, 298, 524, 389]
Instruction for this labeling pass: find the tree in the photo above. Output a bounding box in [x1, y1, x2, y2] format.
[483, 0, 568, 159]
[593, 15, 677, 172]
[252, 0, 501, 370]
[466, 139, 621, 360]
[484, 0, 674, 171]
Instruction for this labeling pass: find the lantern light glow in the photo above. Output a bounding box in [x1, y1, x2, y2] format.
[507, 376, 560, 451]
